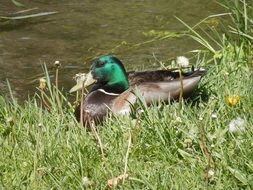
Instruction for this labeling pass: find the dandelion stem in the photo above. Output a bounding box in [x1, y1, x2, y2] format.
[80, 82, 84, 127]
[40, 90, 50, 110]
[54, 61, 63, 114]
[75, 91, 79, 106]
[179, 67, 184, 110]
[55, 68, 63, 114]
[55, 68, 59, 91]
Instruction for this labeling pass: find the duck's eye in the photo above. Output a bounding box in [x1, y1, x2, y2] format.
[97, 60, 106, 67]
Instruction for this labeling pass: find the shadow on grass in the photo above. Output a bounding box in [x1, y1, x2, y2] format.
[187, 85, 211, 106]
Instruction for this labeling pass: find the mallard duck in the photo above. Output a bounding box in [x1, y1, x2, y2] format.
[71, 55, 206, 124]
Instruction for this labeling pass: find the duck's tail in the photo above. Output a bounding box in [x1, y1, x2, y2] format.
[184, 66, 207, 78]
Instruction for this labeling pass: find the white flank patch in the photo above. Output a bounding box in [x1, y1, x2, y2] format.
[118, 109, 130, 115]
[98, 89, 120, 96]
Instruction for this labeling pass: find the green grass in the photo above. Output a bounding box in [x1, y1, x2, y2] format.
[1, 1, 253, 189]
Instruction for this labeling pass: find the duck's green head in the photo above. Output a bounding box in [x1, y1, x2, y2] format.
[90, 55, 129, 93]
[70, 55, 129, 94]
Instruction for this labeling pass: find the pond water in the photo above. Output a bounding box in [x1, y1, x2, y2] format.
[0, 0, 223, 100]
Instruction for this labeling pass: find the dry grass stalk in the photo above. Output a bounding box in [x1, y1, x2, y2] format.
[107, 174, 129, 188]
[199, 123, 214, 187]
[87, 114, 105, 160]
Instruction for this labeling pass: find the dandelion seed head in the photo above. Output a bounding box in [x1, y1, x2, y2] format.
[175, 116, 182, 123]
[39, 78, 47, 90]
[82, 176, 91, 186]
[208, 168, 215, 178]
[137, 109, 145, 115]
[229, 117, 245, 133]
[74, 73, 87, 84]
[54, 60, 61, 67]
[38, 123, 43, 128]
[176, 56, 189, 67]
[211, 112, 218, 119]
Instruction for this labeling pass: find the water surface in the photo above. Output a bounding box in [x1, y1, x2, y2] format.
[0, 0, 223, 100]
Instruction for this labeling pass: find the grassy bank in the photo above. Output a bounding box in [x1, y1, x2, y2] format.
[1, 1, 253, 189]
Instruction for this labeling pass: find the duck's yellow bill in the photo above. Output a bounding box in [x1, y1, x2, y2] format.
[69, 71, 96, 93]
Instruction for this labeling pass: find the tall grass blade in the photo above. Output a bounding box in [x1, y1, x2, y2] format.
[229, 27, 253, 40]
[175, 16, 216, 54]
[6, 79, 16, 105]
